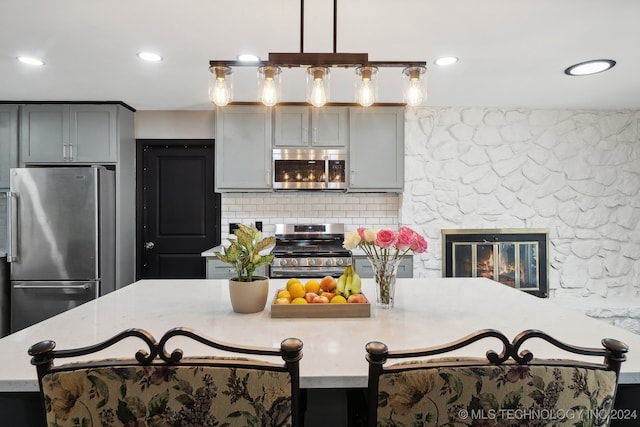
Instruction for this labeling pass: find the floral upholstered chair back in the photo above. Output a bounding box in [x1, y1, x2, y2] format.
[365, 329, 628, 427]
[29, 327, 303, 427]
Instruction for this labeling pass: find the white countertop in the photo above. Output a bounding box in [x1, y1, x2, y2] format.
[1, 277, 639, 392]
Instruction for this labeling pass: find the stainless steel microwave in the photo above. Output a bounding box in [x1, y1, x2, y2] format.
[273, 148, 347, 190]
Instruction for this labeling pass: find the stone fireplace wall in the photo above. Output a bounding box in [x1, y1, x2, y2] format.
[402, 107, 640, 333]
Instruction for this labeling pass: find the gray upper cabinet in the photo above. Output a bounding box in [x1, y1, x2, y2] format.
[274, 106, 347, 148]
[348, 107, 404, 192]
[20, 104, 117, 164]
[0, 105, 19, 188]
[215, 105, 273, 191]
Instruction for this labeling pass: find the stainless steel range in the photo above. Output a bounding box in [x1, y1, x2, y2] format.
[270, 224, 352, 278]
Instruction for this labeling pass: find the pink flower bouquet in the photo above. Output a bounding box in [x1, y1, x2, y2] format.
[343, 226, 428, 261]
[343, 226, 428, 308]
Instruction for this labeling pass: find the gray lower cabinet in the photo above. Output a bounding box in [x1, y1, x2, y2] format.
[215, 105, 272, 191]
[348, 106, 404, 192]
[20, 104, 118, 164]
[0, 105, 19, 188]
[206, 257, 268, 279]
[352, 255, 413, 278]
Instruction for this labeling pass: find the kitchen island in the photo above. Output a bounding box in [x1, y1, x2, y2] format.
[1, 278, 639, 425]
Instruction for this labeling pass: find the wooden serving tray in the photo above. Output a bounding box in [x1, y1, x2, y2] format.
[270, 291, 371, 318]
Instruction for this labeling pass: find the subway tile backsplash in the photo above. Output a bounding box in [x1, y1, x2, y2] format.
[220, 192, 400, 240]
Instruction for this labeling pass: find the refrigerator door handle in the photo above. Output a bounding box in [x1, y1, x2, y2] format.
[12, 283, 91, 290]
[7, 191, 18, 263]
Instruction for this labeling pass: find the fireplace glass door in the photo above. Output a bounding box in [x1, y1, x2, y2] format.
[443, 229, 549, 297]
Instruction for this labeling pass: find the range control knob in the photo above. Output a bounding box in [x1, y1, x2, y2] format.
[337, 258, 345, 266]
[309, 259, 316, 266]
[291, 259, 299, 266]
[325, 259, 333, 266]
[280, 259, 288, 266]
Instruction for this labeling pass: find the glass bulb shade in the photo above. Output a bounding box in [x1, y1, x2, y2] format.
[258, 66, 281, 106]
[402, 66, 427, 106]
[209, 66, 233, 107]
[355, 66, 378, 107]
[306, 66, 330, 107]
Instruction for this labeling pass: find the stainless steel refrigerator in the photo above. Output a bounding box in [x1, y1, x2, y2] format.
[7, 167, 115, 332]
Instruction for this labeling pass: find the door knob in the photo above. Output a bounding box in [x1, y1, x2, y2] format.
[144, 241, 155, 250]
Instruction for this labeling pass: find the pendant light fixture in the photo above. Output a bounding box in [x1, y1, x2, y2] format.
[209, 66, 233, 107]
[258, 65, 282, 107]
[402, 66, 427, 107]
[355, 66, 378, 107]
[209, 0, 427, 107]
[307, 66, 330, 107]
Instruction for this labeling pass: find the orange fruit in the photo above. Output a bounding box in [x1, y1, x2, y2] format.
[304, 279, 321, 294]
[288, 282, 305, 299]
[286, 278, 301, 290]
[291, 297, 308, 304]
[330, 295, 347, 304]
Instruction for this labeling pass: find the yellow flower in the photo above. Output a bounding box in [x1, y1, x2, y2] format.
[45, 371, 87, 420]
[388, 370, 437, 416]
[363, 228, 378, 243]
[343, 230, 361, 249]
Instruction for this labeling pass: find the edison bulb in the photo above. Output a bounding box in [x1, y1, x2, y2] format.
[309, 79, 327, 107]
[260, 79, 278, 106]
[210, 79, 231, 106]
[404, 80, 424, 106]
[357, 79, 375, 107]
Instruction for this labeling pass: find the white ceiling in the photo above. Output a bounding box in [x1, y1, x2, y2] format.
[1, 0, 639, 111]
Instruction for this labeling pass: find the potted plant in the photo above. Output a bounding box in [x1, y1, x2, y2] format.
[215, 223, 276, 313]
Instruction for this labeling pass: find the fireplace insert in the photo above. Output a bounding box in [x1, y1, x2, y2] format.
[442, 228, 549, 298]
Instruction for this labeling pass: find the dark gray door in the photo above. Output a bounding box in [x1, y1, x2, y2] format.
[137, 140, 220, 279]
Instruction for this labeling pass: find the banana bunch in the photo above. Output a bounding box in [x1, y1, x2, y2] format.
[336, 264, 362, 298]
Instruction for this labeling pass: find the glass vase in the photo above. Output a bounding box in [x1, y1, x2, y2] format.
[369, 257, 400, 309]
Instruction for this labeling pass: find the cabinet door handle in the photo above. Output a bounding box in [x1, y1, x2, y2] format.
[68, 144, 74, 160]
[312, 127, 318, 144]
[7, 192, 18, 262]
[303, 127, 308, 143]
[62, 144, 67, 160]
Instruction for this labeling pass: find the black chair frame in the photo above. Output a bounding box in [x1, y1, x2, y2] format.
[365, 328, 628, 427]
[29, 327, 304, 427]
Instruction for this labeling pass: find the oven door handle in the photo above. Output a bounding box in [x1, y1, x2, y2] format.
[270, 269, 347, 277]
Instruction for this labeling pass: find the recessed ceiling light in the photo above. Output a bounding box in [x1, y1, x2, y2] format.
[237, 54, 261, 63]
[137, 52, 163, 62]
[564, 59, 615, 76]
[435, 56, 459, 66]
[17, 56, 44, 66]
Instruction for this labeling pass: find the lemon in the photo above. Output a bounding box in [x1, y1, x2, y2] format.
[288, 282, 305, 299]
[330, 295, 347, 304]
[286, 278, 301, 290]
[304, 279, 321, 294]
[291, 297, 308, 304]
[277, 289, 291, 300]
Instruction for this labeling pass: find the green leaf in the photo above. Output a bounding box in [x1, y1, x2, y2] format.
[87, 374, 109, 408]
[378, 390, 389, 408]
[116, 399, 136, 423]
[501, 389, 522, 410]
[148, 390, 169, 417]
[175, 393, 195, 408]
[440, 373, 464, 404]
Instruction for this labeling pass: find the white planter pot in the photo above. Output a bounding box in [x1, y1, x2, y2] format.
[228, 276, 269, 313]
